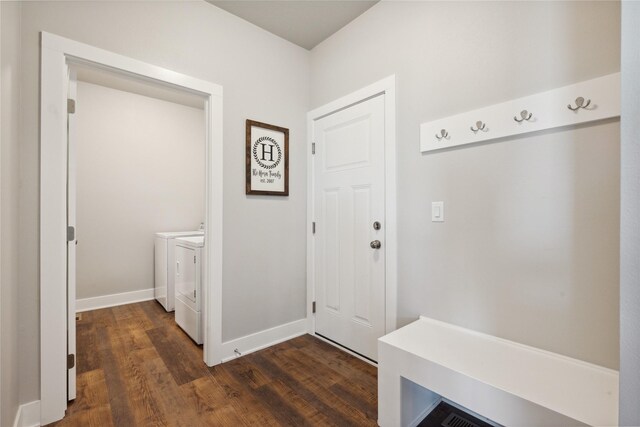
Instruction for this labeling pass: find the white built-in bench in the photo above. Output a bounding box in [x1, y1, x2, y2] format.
[378, 316, 619, 427]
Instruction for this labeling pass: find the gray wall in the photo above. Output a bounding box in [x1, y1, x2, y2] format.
[620, 1, 640, 425]
[310, 1, 621, 369]
[76, 81, 205, 300]
[18, 0, 309, 404]
[1, 2, 22, 425]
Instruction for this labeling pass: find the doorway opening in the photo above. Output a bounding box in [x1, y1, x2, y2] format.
[67, 63, 208, 400]
[40, 32, 223, 425]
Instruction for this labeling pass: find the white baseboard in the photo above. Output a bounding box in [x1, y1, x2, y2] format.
[13, 401, 41, 427]
[76, 287, 155, 312]
[220, 318, 308, 362]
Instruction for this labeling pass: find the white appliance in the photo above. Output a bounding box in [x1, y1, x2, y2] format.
[154, 230, 204, 312]
[174, 236, 204, 344]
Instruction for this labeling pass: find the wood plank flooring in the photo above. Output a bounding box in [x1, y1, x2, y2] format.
[49, 301, 378, 426]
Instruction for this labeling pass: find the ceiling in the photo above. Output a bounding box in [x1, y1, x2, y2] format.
[208, 1, 379, 50]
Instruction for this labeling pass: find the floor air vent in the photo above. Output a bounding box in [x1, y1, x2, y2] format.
[417, 401, 493, 427]
[442, 413, 480, 427]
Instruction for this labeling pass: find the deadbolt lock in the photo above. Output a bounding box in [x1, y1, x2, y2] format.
[373, 221, 381, 230]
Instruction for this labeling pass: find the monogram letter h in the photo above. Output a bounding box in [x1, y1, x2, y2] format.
[260, 143, 275, 162]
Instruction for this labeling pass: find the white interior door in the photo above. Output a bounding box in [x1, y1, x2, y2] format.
[313, 94, 386, 361]
[67, 68, 77, 401]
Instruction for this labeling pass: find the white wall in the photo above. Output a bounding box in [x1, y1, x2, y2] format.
[620, 2, 640, 425]
[18, 0, 309, 404]
[75, 81, 205, 300]
[310, 1, 621, 369]
[1, 2, 22, 425]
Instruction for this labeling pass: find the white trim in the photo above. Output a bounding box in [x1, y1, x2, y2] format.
[1, 5, 3, 422]
[39, 32, 224, 425]
[13, 401, 41, 427]
[306, 75, 398, 340]
[220, 319, 307, 362]
[43, 34, 222, 98]
[75, 288, 155, 312]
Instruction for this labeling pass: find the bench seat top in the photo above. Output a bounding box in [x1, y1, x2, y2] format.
[379, 316, 618, 426]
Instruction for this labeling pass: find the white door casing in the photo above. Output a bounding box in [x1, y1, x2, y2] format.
[66, 69, 77, 401]
[307, 76, 397, 357]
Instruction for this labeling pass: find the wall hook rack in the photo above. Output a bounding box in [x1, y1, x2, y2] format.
[470, 120, 486, 133]
[568, 96, 591, 111]
[420, 73, 619, 153]
[514, 110, 533, 122]
[435, 129, 449, 141]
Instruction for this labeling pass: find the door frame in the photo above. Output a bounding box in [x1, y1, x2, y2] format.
[40, 32, 224, 425]
[306, 75, 397, 346]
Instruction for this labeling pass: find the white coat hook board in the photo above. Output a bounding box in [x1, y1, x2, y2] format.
[420, 72, 620, 153]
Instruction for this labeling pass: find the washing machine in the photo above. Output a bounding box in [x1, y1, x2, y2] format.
[154, 230, 204, 312]
[174, 235, 204, 344]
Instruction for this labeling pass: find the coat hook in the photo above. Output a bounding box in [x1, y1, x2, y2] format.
[435, 129, 449, 141]
[470, 120, 486, 133]
[568, 96, 591, 111]
[514, 110, 533, 123]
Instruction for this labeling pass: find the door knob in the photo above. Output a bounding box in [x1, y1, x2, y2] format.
[370, 240, 381, 249]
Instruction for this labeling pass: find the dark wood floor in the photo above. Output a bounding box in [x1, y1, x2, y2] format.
[49, 300, 378, 426]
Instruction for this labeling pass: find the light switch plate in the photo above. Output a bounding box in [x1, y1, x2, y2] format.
[432, 201, 444, 222]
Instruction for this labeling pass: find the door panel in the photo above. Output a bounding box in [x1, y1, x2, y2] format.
[322, 189, 341, 312]
[324, 116, 371, 170]
[313, 95, 385, 361]
[353, 185, 372, 325]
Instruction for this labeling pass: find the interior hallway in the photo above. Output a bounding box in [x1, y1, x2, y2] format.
[49, 301, 377, 426]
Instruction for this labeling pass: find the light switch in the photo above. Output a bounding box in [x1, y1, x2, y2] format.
[431, 201, 444, 222]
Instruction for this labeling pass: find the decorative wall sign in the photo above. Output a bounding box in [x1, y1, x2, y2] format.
[246, 119, 289, 196]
